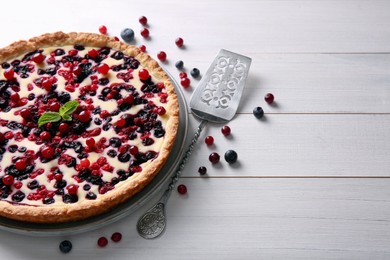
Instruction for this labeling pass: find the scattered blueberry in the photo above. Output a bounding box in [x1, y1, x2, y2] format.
[190, 68, 200, 78]
[59, 240, 72, 254]
[120, 28, 135, 42]
[175, 60, 184, 70]
[224, 150, 238, 164]
[198, 166, 207, 175]
[253, 106, 264, 119]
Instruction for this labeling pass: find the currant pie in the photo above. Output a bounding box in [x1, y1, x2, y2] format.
[0, 32, 179, 223]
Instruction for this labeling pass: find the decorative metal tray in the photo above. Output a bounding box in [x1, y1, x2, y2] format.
[0, 73, 188, 236]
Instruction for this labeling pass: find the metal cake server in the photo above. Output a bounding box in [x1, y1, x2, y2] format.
[137, 49, 251, 239]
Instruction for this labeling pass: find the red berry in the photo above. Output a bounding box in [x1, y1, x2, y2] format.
[177, 184, 187, 195]
[111, 232, 122, 242]
[2, 175, 14, 186]
[154, 106, 166, 116]
[66, 184, 78, 195]
[10, 93, 20, 102]
[50, 102, 60, 112]
[180, 77, 190, 88]
[129, 145, 139, 155]
[179, 72, 187, 78]
[59, 123, 70, 134]
[41, 146, 54, 159]
[116, 118, 126, 127]
[14, 181, 22, 189]
[264, 93, 275, 104]
[99, 25, 107, 34]
[20, 108, 31, 119]
[113, 36, 120, 41]
[138, 69, 150, 81]
[205, 136, 214, 145]
[40, 131, 51, 141]
[157, 51, 167, 62]
[32, 53, 45, 63]
[42, 78, 53, 91]
[124, 95, 134, 104]
[98, 63, 110, 74]
[139, 45, 146, 52]
[88, 49, 98, 58]
[78, 111, 91, 123]
[15, 158, 27, 171]
[68, 49, 78, 56]
[175, 37, 184, 47]
[140, 28, 150, 38]
[79, 158, 90, 168]
[209, 152, 220, 164]
[86, 138, 95, 147]
[139, 16, 148, 25]
[54, 174, 63, 181]
[97, 237, 108, 247]
[221, 125, 231, 136]
[4, 69, 14, 80]
[4, 132, 13, 140]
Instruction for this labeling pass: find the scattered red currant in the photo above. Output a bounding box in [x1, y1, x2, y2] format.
[40, 131, 51, 142]
[177, 184, 187, 195]
[140, 28, 150, 38]
[175, 37, 184, 47]
[98, 63, 110, 74]
[99, 25, 107, 34]
[157, 51, 167, 61]
[209, 152, 220, 164]
[139, 16, 148, 26]
[179, 72, 187, 78]
[180, 77, 190, 88]
[15, 158, 27, 170]
[20, 108, 32, 119]
[4, 69, 14, 80]
[97, 237, 108, 247]
[264, 93, 275, 104]
[138, 69, 150, 81]
[41, 146, 54, 159]
[88, 49, 98, 58]
[66, 184, 78, 195]
[221, 125, 231, 136]
[205, 136, 214, 146]
[78, 111, 91, 123]
[79, 158, 90, 168]
[111, 232, 122, 242]
[59, 123, 70, 134]
[32, 53, 45, 64]
[2, 175, 14, 186]
[139, 45, 146, 52]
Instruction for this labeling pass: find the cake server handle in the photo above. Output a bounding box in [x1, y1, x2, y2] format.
[137, 120, 208, 239]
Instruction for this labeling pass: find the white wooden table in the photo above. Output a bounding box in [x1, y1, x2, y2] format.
[1, 0, 389, 259]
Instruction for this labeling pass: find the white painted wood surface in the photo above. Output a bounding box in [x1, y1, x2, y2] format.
[0, 0, 389, 259]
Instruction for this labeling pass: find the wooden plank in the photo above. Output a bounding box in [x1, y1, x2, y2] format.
[1, 178, 389, 259]
[0, 0, 389, 53]
[182, 114, 390, 177]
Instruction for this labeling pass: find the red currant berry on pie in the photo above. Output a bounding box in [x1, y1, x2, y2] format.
[129, 145, 139, 155]
[99, 25, 107, 34]
[86, 138, 95, 147]
[66, 184, 79, 195]
[157, 51, 167, 62]
[4, 132, 13, 140]
[221, 125, 231, 136]
[138, 69, 150, 81]
[32, 53, 45, 63]
[40, 131, 51, 142]
[59, 123, 70, 134]
[68, 49, 78, 56]
[209, 152, 220, 164]
[177, 184, 187, 195]
[88, 49, 98, 58]
[97, 237, 108, 247]
[140, 28, 150, 38]
[15, 158, 27, 171]
[2, 175, 14, 186]
[179, 72, 187, 78]
[154, 106, 166, 116]
[98, 63, 110, 74]
[180, 77, 190, 88]
[78, 111, 91, 123]
[20, 108, 32, 119]
[42, 78, 53, 91]
[139, 15, 148, 25]
[205, 136, 214, 145]
[79, 158, 90, 169]
[264, 93, 274, 104]
[4, 69, 15, 80]
[41, 146, 55, 159]
[111, 232, 122, 242]
[113, 36, 120, 41]
[116, 118, 126, 127]
[124, 95, 134, 104]
[10, 93, 20, 102]
[139, 45, 146, 52]
[175, 37, 184, 47]
[49, 102, 60, 112]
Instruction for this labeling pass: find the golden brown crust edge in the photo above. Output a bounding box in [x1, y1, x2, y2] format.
[0, 32, 179, 223]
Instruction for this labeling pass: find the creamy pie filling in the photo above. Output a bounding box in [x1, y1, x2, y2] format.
[0, 45, 170, 206]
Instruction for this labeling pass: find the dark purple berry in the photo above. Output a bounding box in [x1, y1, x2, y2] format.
[224, 150, 238, 164]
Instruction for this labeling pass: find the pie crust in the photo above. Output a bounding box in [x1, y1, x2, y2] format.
[0, 32, 179, 223]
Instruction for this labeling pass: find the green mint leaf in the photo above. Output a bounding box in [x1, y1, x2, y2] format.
[38, 112, 61, 127]
[62, 114, 72, 121]
[59, 100, 79, 118]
